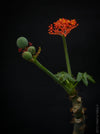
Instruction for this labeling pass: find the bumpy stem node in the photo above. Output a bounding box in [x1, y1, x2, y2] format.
[70, 95, 86, 134]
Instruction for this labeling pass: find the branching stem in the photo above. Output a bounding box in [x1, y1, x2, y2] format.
[29, 58, 76, 95]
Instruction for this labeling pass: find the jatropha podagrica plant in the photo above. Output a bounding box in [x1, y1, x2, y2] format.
[16, 18, 95, 134]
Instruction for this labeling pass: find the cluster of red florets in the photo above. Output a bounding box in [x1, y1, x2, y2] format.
[18, 42, 32, 53]
[48, 18, 78, 37]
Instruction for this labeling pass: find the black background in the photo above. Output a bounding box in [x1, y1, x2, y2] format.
[1, 1, 100, 134]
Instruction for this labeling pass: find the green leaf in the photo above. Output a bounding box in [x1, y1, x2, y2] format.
[65, 73, 76, 82]
[55, 71, 75, 83]
[55, 71, 67, 83]
[76, 72, 95, 86]
[87, 74, 96, 83]
[82, 72, 88, 86]
[76, 72, 83, 82]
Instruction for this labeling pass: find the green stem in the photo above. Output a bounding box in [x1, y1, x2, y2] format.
[33, 59, 59, 83]
[30, 58, 75, 95]
[62, 35, 72, 75]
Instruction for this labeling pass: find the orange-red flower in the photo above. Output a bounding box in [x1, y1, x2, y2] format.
[48, 18, 79, 37]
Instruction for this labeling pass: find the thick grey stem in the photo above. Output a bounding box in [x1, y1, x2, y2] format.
[69, 95, 86, 134]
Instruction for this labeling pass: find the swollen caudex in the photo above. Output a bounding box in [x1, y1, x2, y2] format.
[72, 104, 81, 113]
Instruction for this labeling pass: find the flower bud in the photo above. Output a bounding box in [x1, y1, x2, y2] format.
[22, 51, 32, 60]
[28, 46, 36, 55]
[16, 37, 28, 49]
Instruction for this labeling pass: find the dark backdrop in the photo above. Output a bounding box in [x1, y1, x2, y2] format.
[1, 1, 100, 134]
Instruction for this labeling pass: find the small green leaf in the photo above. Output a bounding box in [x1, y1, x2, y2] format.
[55, 71, 67, 83]
[65, 73, 76, 82]
[82, 78, 88, 86]
[55, 71, 75, 83]
[82, 72, 88, 86]
[76, 72, 83, 82]
[87, 74, 96, 83]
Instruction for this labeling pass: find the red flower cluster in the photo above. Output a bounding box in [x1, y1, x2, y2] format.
[18, 42, 32, 53]
[48, 18, 78, 37]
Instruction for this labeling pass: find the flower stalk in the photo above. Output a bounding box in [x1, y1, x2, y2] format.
[62, 35, 72, 75]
